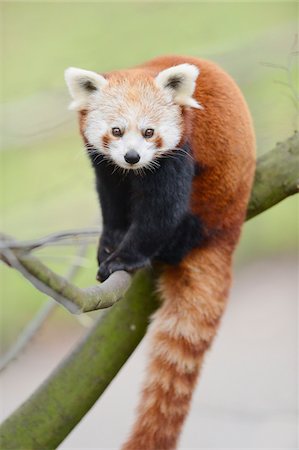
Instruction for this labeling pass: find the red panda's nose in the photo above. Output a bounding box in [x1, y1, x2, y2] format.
[124, 150, 140, 165]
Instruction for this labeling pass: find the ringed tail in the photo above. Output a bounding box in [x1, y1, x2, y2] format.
[122, 242, 232, 450]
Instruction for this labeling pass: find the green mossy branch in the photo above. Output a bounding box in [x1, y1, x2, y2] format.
[0, 132, 298, 450]
[0, 270, 159, 450]
[247, 132, 299, 219]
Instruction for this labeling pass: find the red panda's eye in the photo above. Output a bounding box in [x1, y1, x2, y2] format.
[112, 127, 123, 137]
[143, 128, 154, 138]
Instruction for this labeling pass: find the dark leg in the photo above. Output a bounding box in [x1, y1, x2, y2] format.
[98, 148, 201, 281]
[90, 152, 131, 272]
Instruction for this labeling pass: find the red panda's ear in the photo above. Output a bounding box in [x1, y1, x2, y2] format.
[64, 67, 107, 111]
[155, 64, 202, 109]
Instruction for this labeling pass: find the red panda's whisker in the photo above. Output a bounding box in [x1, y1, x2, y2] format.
[176, 147, 195, 161]
[160, 147, 195, 162]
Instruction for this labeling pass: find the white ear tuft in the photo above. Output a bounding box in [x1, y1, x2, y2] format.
[64, 67, 107, 110]
[155, 63, 202, 109]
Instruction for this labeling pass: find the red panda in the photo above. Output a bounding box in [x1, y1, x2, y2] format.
[65, 55, 256, 450]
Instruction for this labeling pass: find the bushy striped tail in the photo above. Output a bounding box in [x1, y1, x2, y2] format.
[122, 243, 232, 450]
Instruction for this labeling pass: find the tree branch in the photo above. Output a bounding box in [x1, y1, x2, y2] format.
[0, 270, 159, 450]
[0, 238, 132, 313]
[0, 132, 298, 449]
[247, 132, 299, 219]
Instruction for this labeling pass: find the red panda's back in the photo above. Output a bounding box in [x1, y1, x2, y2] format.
[140, 55, 256, 242]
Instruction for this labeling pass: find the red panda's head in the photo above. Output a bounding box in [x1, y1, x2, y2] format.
[65, 64, 201, 171]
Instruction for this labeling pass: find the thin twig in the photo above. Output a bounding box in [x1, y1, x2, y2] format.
[0, 227, 101, 251]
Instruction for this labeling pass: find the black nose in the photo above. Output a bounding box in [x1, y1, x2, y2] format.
[124, 150, 140, 165]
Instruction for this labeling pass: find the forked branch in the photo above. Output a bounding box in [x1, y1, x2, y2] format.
[0, 242, 132, 313]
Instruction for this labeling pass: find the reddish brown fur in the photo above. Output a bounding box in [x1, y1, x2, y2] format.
[154, 135, 163, 149]
[86, 56, 256, 450]
[102, 132, 111, 149]
[79, 109, 88, 140]
[122, 245, 235, 450]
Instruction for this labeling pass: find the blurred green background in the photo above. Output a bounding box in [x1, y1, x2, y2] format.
[1, 2, 298, 349]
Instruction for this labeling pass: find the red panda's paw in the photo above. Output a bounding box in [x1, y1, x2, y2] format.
[97, 255, 151, 282]
[97, 246, 112, 265]
[96, 265, 110, 282]
[97, 229, 127, 266]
